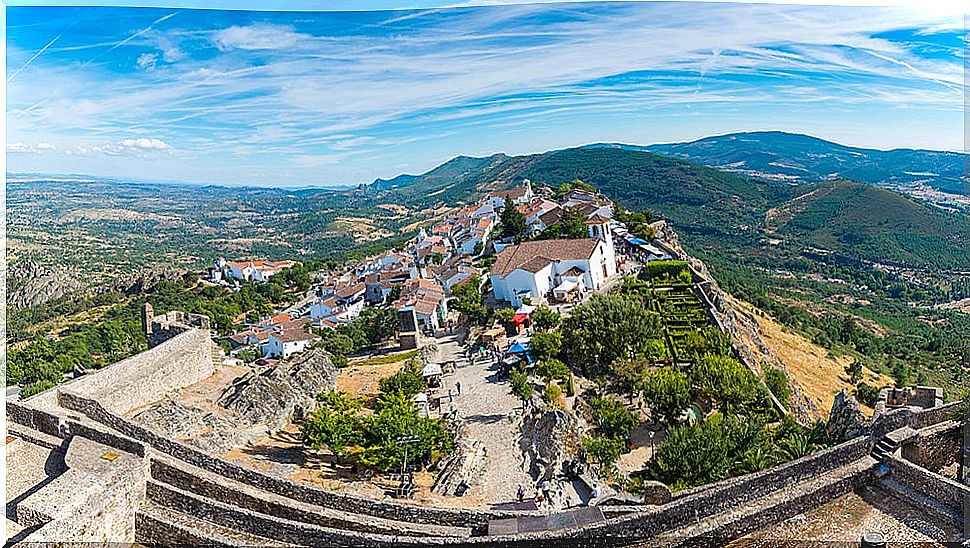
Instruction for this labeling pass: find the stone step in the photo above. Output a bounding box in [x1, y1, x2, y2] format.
[136, 503, 292, 547]
[148, 461, 473, 538]
[653, 456, 877, 547]
[144, 479, 463, 547]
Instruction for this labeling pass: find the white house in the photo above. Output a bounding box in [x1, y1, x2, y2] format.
[489, 220, 617, 307]
[260, 329, 320, 359]
[217, 259, 298, 282]
[486, 181, 534, 210]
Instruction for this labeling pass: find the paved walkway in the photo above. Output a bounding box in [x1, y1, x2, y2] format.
[434, 332, 536, 505]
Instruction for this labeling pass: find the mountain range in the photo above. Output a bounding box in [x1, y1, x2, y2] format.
[591, 131, 967, 195]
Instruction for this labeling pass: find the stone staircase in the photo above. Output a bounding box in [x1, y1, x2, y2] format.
[135, 456, 475, 547]
[871, 426, 916, 461]
[871, 436, 898, 460]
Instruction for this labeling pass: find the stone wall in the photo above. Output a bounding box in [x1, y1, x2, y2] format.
[6, 400, 147, 457]
[148, 459, 471, 537]
[888, 454, 970, 513]
[17, 436, 147, 545]
[572, 435, 872, 540]
[59, 327, 213, 416]
[57, 391, 522, 531]
[902, 421, 961, 473]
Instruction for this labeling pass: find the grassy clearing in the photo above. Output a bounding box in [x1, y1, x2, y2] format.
[349, 349, 419, 368]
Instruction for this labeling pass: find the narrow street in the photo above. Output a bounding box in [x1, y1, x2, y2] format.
[434, 332, 536, 505]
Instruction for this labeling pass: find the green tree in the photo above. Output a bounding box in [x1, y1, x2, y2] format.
[537, 358, 569, 382]
[561, 294, 662, 373]
[531, 306, 561, 331]
[643, 366, 691, 424]
[690, 355, 759, 413]
[583, 435, 625, 468]
[845, 360, 863, 384]
[589, 396, 637, 438]
[498, 198, 527, 240]
[530, 331, 563, 362]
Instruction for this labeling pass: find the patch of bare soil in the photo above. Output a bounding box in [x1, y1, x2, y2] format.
[336, 361, 407, 398]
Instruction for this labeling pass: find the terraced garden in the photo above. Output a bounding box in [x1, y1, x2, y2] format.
[641, 261, 715, 363]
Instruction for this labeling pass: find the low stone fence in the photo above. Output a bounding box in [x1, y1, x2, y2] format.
[6, 400, 146, 457]
[902, 420, 960, 473]
[57, 390, 520, 531]
[888, 454, 970, 514]
[149, 459, 471, 537]
[580, 435, 873, 539]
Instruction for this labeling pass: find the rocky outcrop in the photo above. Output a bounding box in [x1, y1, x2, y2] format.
[7, 260, 86, 310]
[218, 348, 339, 432]
[826, 389, 871, 443]
[132, 399, 265, 454]
[7, 259, 185, 311]
[639, 480, 673, 505]
[431, 414, 488, 497]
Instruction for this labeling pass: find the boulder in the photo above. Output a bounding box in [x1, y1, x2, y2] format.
[826, 388, 871, 442]
[219, 348, 339, 431]
[639, 480, 673, 505]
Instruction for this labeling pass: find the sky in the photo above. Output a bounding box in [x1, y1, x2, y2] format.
[5, 1, 967, 187]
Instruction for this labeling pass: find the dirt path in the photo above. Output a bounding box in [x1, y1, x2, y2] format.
[434, 332, 536, 505]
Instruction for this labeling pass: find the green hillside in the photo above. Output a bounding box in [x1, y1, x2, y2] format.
[777, 181, 970, 270]
[513, 147, 771, 240]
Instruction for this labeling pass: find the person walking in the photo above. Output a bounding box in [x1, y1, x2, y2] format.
[540, 479, 551, 504]
[589, 484, 601, 505]
[455, 381, 461, 395]
[516, 484, 525, 503]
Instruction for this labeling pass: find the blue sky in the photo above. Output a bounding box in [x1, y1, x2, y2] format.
[5, 1, 966, 187]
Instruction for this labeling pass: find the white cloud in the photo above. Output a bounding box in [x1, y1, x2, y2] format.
[99, 137, 173, 156]
[137, 52, 158, 70]
[7, 142, 56, 153]
[213, 23, 311, 51]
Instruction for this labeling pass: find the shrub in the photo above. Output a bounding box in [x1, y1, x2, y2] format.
[19, 379, 56, 399]
[583, 435, 626, 467]
[854, 382, 880, 407]
[537, 358, 569, 382]
[589, 396, 637, 438]
[543, 382, 563, 408]
[510, 367, 533, 401]
[764, 366, 791, 406]
[378, 360, 426, 397]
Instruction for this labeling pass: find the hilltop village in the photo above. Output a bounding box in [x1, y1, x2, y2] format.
[6, 179, 963, 546]
[211, 180, 667, 362]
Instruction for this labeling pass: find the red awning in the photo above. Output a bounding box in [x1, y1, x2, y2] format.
[512, 313, 530, 326]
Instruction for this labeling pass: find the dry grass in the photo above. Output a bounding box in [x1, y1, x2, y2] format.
[337, 360, 408, 399]
[730, 296, 892, 417]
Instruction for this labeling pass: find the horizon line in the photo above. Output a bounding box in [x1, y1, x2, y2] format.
[7, 130, 967, 189]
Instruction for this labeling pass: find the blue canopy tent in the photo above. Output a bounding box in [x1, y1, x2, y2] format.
[505, 341, 534, 364]
[626, 237, 649, 246]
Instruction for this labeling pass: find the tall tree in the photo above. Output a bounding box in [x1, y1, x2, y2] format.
[498, 197, 527, 240]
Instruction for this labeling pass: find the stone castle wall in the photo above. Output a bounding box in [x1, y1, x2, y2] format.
[59, 327, 213, 416]
[902, 421, 961, 473]
[888, 454, 970, 513]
